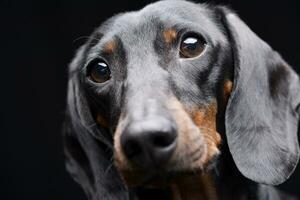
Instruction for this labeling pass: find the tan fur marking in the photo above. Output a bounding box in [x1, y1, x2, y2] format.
[103, 40, 116, 53]
[223, 80, 233, 104]
[167, 98, 208, 169]
[163, 28, 177, 43]
[114, 114, 129, 166]
[192, 101, 221, 163]
[96, 114, 108, 127]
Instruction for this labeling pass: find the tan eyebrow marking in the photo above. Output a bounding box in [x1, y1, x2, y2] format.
[163, 28, 177, 43]
[103, 40, 117, 53]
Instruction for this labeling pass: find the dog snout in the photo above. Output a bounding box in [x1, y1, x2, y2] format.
[120, 117, 177, 169]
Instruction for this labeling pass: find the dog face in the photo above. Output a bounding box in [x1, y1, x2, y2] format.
[64, 0, 300, 199]
[81, 1, 230, 186]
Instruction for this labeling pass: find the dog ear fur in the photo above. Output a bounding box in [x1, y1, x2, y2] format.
[63, 46, 129, 199]
[216, 6, 300, 185]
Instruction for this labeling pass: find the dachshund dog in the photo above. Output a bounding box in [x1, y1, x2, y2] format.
[63, 0, 300, 199]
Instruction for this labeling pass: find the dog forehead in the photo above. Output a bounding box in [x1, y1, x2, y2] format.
[99, 0, 214, 39]
[87, 0, 228, 65]
[140, 0, 210, 20]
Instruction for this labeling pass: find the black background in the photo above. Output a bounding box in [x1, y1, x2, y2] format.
[1, 0, 300, 199]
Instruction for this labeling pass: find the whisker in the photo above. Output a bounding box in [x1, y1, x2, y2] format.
[73, 35, 101, 44]
[104, 162, 114, 177]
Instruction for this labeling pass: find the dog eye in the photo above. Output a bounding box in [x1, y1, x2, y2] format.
[87, 60, 111, 83]
[180, 36, 206, 58]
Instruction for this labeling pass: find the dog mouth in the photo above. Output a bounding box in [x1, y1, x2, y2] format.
[114, 124, 220, 199]
[116, 143, 209, 188]
[118, 150, 219, 188]
[126, 169, 203, 187]
[122, 168, 218, 200]
[115, 126, 220, 189]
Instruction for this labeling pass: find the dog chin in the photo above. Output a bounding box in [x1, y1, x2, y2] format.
[122, 169, 217, 200]
[120, 168, 205, 188]
[119, 152, 219, 188]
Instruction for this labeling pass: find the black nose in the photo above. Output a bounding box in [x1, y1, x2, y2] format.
[121, 117, 177, 169]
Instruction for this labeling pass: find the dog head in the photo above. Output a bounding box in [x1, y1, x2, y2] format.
[64, 0, 300, 199]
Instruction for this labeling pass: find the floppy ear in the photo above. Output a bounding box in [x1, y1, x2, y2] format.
[63, 46, 129, 199]
[217, 7, 300, 185]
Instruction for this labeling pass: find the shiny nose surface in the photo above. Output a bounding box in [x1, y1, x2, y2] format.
[121, 117, 177, 169]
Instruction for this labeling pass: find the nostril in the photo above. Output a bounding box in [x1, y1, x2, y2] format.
[121, 135, 143, 159]
[152, 132, 176, 148]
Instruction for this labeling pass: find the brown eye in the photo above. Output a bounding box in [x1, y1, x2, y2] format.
[180, 36, 206, 58]
[87, 60, 111, 83]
